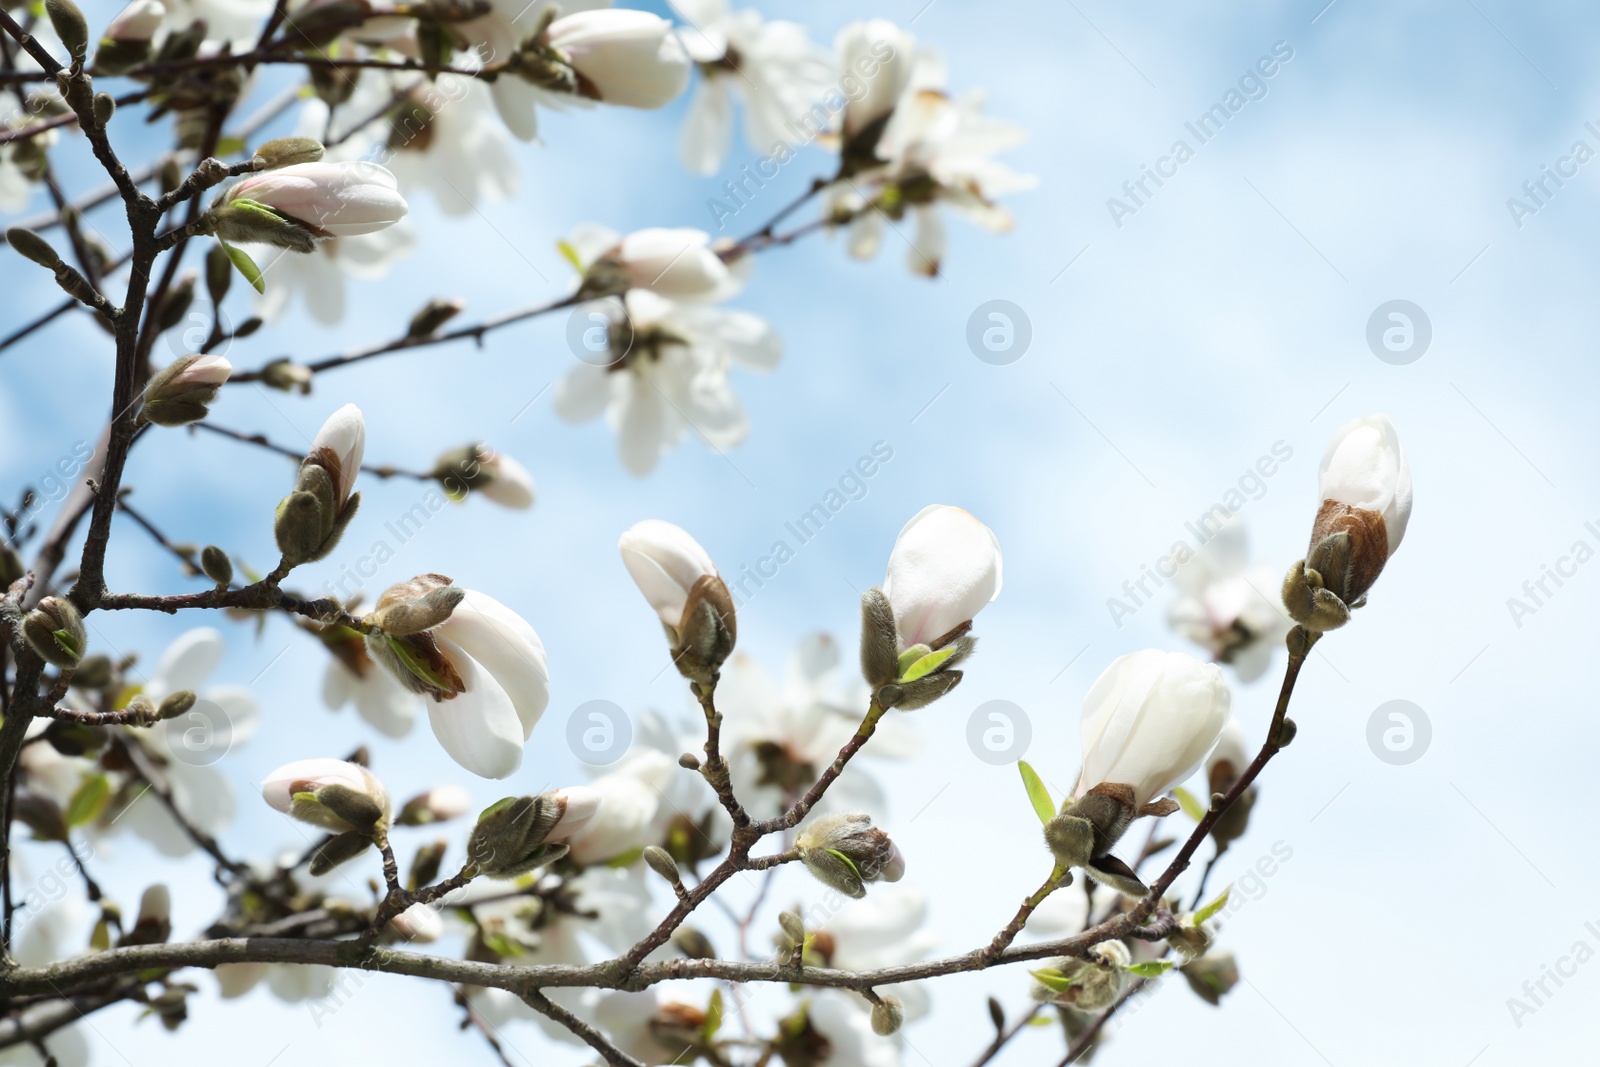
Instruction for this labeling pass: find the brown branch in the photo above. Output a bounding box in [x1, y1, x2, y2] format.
[522, 989, 646, 1067]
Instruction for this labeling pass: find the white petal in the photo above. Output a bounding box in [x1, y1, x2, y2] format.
[436, 591, 549, 740]
[429, 640, 526, 779]
[680, 77, 733, 175]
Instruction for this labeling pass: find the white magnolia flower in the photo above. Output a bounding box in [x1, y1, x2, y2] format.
[834, 51, 1034, 276]
[385, 79, 518, 214]
[674, 0, 834, 173]
[1318, 413, 1413, 559]
[222, 160, 408, 238]
[554, 287, 779, 475]
[160, 0, 272, 44]
[834, 20, 913, 144]
[619, 519, 719, 630]
[309, 403, 364, 506]
[721, 635, 918, 819]
[564, 712, 713, 866]
[1022, 881, 1119, 939]
[118, 627, 260, 857]
[368, 584, 550, 779]
[813, 884, 936, 1020]
[104, 0, 165, 41]
[592, 989, 715, 1065]
[321, 645, 422, 738]
[798, 994, 903, 1067]
[546, 9, 690, 108]
[571, 223, 737, 301]
[1075, 650, 1231, 807]
[1166, 518, 1289, 683]
[882, 505, 1002, 650]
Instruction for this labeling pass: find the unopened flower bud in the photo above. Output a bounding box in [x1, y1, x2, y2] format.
[102, 0, 163, 42]
[45, 0, 90, 63]
[260, 357, 313, 393]
[1180, 950, 1240, 1006]
[870, 996, 903, 1036]
[7, 227, 62, 270]
[642, 845, 681, 886]
[408, 839, 447, 889]
[254, 137, 325, 169]
[778, 911, 805, 946]
[199, 545, 232, 585]
[157, 690, 197, 720]
[122, 884, 171, 945]
[142, 352, 231, 427]
[408, 298, 465, 338]
[92, 92, 115, 126]
[23, 596, 85, 668]
[204, 242, 232, 304]
[209, 161, 407, 253]
[309, 829, 373, 875]
[795, 813, 904, 899]
[155, 274, 196, 333]
[672, 926, 715, 959]
[261, 758, 390, 835]
[1030, 942, 1129, 1011]
[275, 404, 363, 565]
[432, 443, 534, 510]
[619, 520, 735, 683]
[467, 786, 597, 878]
[69, 654, 114, 690]
[389, 901, 443, 942]
[396, 784, 472, 826]
[678, 753, 701, 771]
[373, 582, 465, 636]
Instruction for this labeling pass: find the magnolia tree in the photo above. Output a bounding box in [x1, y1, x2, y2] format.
[0, 0, 1414, 1063]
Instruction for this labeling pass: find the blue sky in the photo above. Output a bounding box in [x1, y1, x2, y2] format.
[4, 0, 1599, 1064]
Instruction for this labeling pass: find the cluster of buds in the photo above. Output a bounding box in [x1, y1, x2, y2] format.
[1030, 941, 1132, 1011]
[206, 155, 408, 255]
[22, 596, 87, 669]
[508, 9, 689, 109]
[466, 787, 597, 878]
[794, 813, 905, 899]
[860, 505, 1002, 710]
[1282, 415, 1412, 632]
[1044, 650, 1230, 897]
[620, 520, 736, 685]
[274, 404, 364, 567]
[140, 353, 232, 427]
[261, 758, 390, 874]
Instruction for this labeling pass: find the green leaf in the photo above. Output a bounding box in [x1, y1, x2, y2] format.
[1172, 786, 1206, 822]
[385, 634, 457, 691]
[824, 848, 862, 879]
[1124, 960, 1173, 978]
[703, 989, 723, 1040]
[898, 645, 956, 683]
[1017, 760, 1055, 825]
[1193, 886, 1231, 925]
[90, 917, 112, 952]
[220, 240, 265, 294]
[895, 643, 931, 676]
[1027, 1012, 1055, 1027]
[556, 240, 584, 273]
[65, 773, 111, 828]
[51, 628, 81, 658]
[1029, 968, 1075, 993]
[606, 846, 645, 869]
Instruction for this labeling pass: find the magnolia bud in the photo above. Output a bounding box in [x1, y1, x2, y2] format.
[672, 926, 715, 959]
[69, 654, 114, 690]
[95, 0, 162, 71]
[122, 884, 171, 946]
[254, 137, 325, 169]
[372, 583, 464, 636]
[7, 227, 62, 270]
[261, 758, 390, 835]
[678, 753, 701, 771]
[389, 901, 444, 943]
[408, 839, 447, 889]
[92, 92, 115, 126]
[1181, 951, 1240, 1006]
[45, 0, 90, 63]
[275, 404, 363, 566]
[467, 787, 597, 878]
[396, 784, 472, 826]
[309, 830, 373, 875]
[408, 298, 465, 338]
[204, 242, 232, 304]
[142, 353, 231, 427]
[199, 545, 232, 585]
[618, 521, 735, 682]
[777, 911, 805, 946]
[209, 161, 407, 253]
[157, 690, 196, 720]
[432, 443, 534, 510]
[260, 358, 313, 394]
[642, 845, 681, 886]
[23, 596, 86, 668]
[795, 813, 904, 899]
[1276, 717, 1297, 748]
[870, 996, 903, 1036]
[155, 274, 196, 333]
[1030, 942, 1129, 1011]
